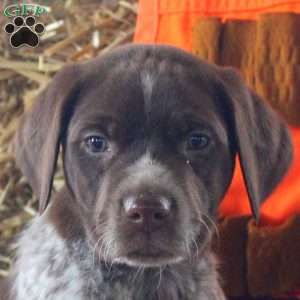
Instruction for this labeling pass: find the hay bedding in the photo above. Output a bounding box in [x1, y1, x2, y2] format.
[0, 0, 137, 277]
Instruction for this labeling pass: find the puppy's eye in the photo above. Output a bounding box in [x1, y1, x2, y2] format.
[187, 132, 210, 151]
[84, 136, 108, 153]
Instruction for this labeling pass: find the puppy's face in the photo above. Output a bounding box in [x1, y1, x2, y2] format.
[14, 45, 292, 269]
[63, 49, 235, 267]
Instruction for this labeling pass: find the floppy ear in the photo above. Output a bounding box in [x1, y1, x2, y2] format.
[218, 67, 293, 221]
[14, 65, 80, 214]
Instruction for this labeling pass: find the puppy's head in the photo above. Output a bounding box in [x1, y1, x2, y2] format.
[14, 45, 292, 267]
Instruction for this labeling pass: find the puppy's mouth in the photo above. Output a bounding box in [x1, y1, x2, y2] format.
[112, 234, 187, 267]
[115, 248, 184, 267]
[114, 227, 208, 267]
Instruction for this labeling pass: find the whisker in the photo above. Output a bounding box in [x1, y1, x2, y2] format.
[191, 236, 199, 260]
[198, 216, 212, 237]
[132, 265, 144, 283]
[202, 214, 220, 242]
[107, 239, 115, 269]
[92, 236, 103, 267]
[98, 234, 108, 263]
[154, 266, 163, 293]
[184, 235, 192, 263]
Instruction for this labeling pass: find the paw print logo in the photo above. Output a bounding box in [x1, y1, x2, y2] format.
[4, 16, 45, 48]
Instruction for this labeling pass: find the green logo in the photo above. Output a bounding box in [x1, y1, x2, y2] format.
[4, 3, 48, 17]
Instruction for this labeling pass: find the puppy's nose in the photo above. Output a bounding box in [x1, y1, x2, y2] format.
[123, 196, 172, 231]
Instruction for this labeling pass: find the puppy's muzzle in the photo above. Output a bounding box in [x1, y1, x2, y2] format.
[122, 195, 172, 233]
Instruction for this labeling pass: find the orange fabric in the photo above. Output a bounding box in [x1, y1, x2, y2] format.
[134, 0, 300, 52]
[134, 0, 300, 225]
[220, 127, 300, 226]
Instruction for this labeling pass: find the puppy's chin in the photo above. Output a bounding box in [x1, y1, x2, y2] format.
[113, 253, 185, 268]
[110, 233, 189, 268]
[112, 232, 210, 268]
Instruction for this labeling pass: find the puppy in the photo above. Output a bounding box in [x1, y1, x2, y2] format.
[1, 44, 292, 300]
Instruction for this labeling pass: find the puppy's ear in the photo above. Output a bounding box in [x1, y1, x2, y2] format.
[14, 65, 80, 214]
[218, 68, 293, 221]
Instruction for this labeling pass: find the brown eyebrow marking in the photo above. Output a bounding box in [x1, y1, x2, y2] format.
[69, 114, 120, 142]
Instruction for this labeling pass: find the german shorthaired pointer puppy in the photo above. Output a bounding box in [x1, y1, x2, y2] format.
[1, 44, 292, 300]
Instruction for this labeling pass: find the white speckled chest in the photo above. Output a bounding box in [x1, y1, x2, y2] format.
[13, 217, 85, 300]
